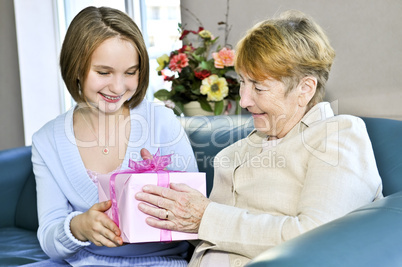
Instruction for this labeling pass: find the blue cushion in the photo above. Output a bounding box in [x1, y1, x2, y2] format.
[362, 117, 402, 196]
[180, 115, 254, 196]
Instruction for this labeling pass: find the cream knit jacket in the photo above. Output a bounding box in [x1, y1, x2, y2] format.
[189, 102, 383, 267]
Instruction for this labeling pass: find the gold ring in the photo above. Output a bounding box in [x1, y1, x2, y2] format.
[165, 209, 169, 220]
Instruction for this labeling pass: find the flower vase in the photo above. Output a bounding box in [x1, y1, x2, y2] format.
[182, 100, 237, 116]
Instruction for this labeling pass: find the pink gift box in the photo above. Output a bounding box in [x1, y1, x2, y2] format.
[97, 172, 206, 243]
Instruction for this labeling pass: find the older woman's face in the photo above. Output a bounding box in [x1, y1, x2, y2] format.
[239, 71, 304, 138]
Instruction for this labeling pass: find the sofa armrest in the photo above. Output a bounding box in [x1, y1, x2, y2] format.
[0, 146, 38, 230]
[247, 191, 402, 267]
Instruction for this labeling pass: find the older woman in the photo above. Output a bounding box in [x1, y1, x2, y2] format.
[135, 10, 383, 266]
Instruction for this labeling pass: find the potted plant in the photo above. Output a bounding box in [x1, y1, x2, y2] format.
[154, 25, 240, 116]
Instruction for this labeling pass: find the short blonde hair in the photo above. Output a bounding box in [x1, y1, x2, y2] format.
[60, 6, 149, 109]
[235, 10, 335, 108]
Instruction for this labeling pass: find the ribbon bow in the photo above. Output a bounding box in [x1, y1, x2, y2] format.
[128, 149, 172, 172]
[109, 149, 173, 242]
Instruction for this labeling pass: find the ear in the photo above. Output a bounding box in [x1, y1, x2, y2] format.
[297, 76, 317, 107]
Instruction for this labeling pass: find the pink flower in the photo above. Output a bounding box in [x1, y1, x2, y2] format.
[212, 53, 224, 69]
[169, 53, 189, 72]
[212, 47, 235, 69]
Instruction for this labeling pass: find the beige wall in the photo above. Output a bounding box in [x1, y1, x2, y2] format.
[1, 0, 401, 150]
[0, 0, 25, 150]
[181, 0, 402, 120]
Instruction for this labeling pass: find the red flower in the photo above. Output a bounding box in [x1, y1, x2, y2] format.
[178, 45, 195, 53]
[164, 75, 175, 81]
[179, 27, 204, 40]
[194, 69, 211, 80]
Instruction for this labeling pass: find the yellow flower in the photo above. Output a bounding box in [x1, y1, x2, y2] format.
[156, 54, 169, 71]
[199, 29, 212, 39]
[200, 75, 228, 101]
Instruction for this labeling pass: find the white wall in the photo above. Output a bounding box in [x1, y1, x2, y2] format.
[0, 0, 24, 150]
[181, 0, 402, 120]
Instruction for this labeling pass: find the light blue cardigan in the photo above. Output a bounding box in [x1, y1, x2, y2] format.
[32, 100, 198, 266]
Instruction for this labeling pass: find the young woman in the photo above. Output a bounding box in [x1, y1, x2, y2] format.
[31, 6, 197, 266]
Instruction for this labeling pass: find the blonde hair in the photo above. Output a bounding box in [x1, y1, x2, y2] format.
[235, 10, 335, 109]
[60, 6, 149, 109]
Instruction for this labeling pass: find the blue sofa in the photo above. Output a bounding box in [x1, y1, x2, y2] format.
[247, 117, 402, 267]
[0, 115, 401, 266]
[0, 146, 49, 265]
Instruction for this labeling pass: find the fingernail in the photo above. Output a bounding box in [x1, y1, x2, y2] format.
[143, 186, 149, 191]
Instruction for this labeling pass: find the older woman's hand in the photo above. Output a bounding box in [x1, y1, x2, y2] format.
[135, 183, 211, 233]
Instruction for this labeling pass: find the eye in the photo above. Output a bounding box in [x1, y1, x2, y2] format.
[255, 87, 263, 92]
[97, 71, 109, 76]
[126, 70, 138, 76]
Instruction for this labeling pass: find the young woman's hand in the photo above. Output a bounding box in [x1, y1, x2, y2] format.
[140, 148, 153, 160]
[70, 200, 123, 247]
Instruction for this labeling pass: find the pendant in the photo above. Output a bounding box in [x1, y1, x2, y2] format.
[102, 147, 109, 155]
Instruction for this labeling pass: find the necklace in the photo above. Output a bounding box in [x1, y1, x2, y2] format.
[79, 108, 123, 155]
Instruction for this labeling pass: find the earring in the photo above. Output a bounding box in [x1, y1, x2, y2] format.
[77, 81, 82, 96]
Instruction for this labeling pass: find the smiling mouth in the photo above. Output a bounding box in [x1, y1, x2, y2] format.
[249, 110, 265, 116]
[100, 93, 122, 101]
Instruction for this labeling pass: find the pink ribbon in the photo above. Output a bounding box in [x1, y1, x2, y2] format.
[109, 149, 173, 242]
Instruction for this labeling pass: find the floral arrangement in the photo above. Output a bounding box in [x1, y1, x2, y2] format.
[154, 25, 240, 116]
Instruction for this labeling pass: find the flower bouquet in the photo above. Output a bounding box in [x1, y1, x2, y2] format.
[154, 25, 240, 116]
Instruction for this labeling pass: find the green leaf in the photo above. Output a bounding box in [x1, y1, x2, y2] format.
[199, 98, 213, 112]
[195, 47, 206, 55]
[210, 37, 219, 45]
[214, 100, 224, 115]
[235, 98, 241, 115]
[173, 102, 184, 116]
[174, 85, 186, 93]
[154, 89, 171, 101]
[191, 81, 201, 95]
[192, 54, 205, 63]
[200, 60, 214, 71]
[200, 61, 209, 70]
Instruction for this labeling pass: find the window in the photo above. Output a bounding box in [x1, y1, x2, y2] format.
[167, 6, 180, 20]
[148, 6, 160, 20]
[143, 0, 182, 101]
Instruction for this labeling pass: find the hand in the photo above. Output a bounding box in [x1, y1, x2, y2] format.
[70, 200, 123, 247]
[140, 148, 153, 160]
[135, 183, 211, 233]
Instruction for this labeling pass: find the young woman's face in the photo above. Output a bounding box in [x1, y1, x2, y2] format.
[82, 37, 140, 114]
[238, 70, 303, 138]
